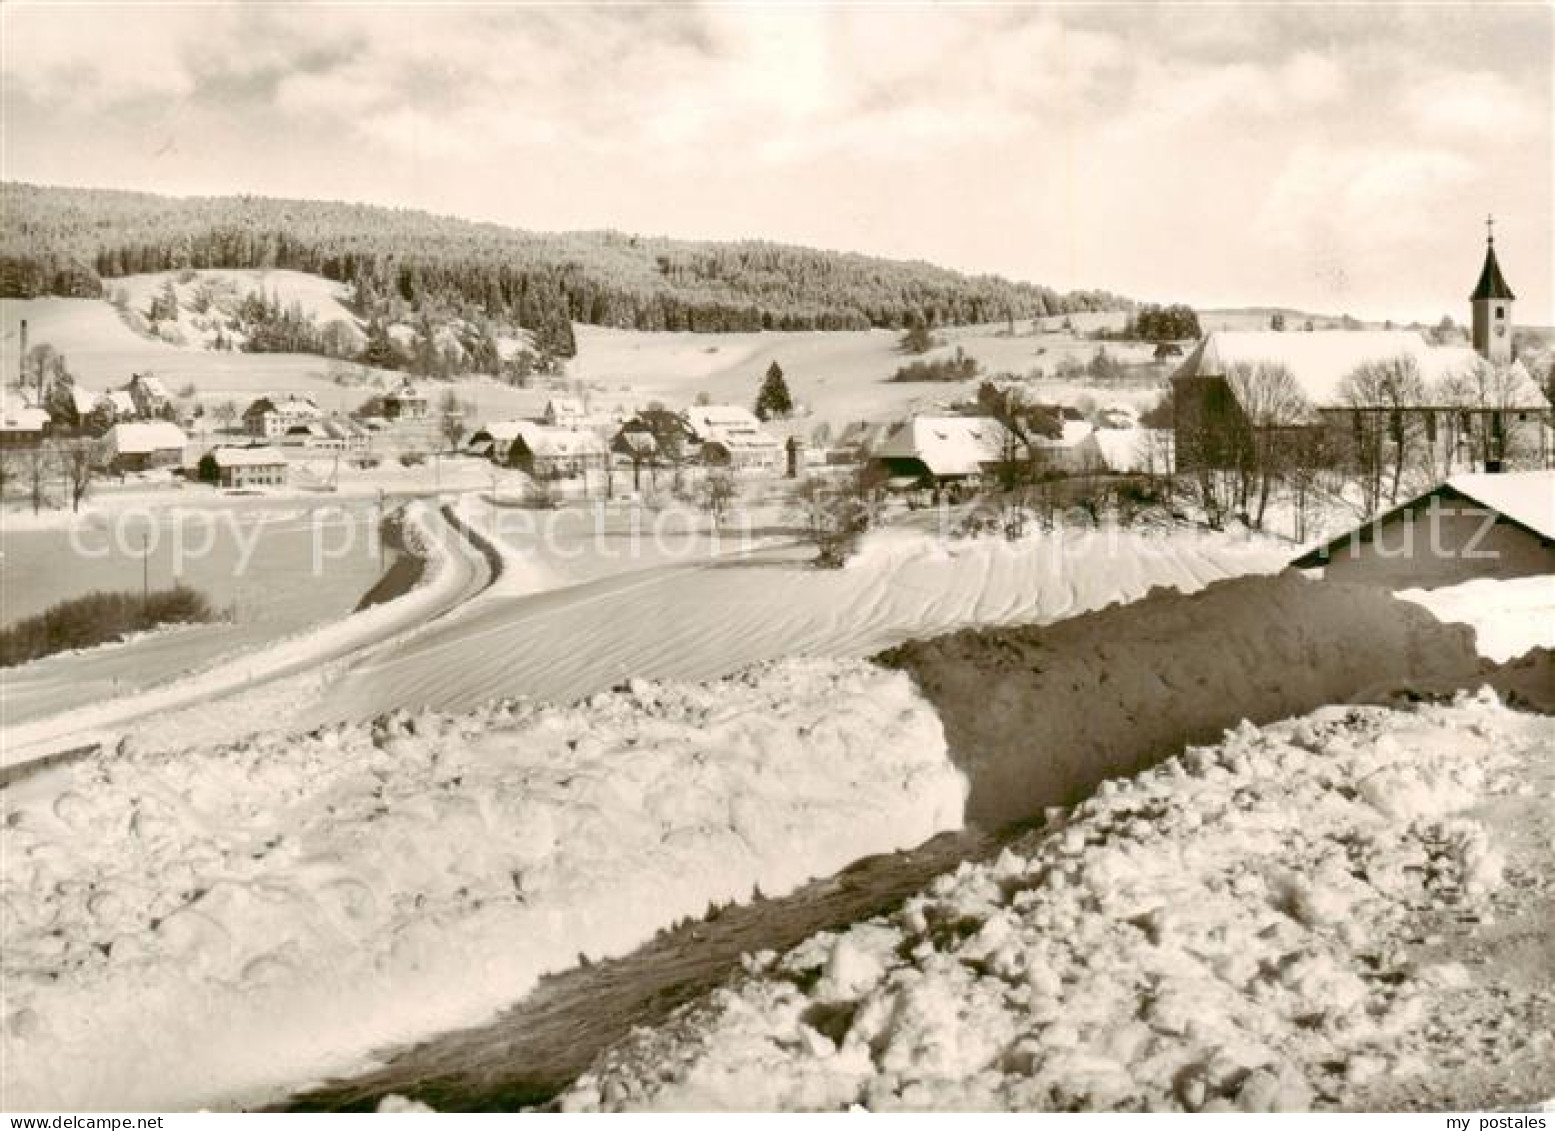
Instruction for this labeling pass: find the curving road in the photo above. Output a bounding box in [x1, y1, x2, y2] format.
[1, 500, 495, 778]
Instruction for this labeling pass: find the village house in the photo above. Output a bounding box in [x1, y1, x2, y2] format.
[466, 420, 526, 462]
[1028, 415, 1106, 473]
[0, 393, 49, 449]
[67, 385, 103, 425]
[102, 390, 138, 422]
[382, 378, 430, 421]
[99, 420, 188, 474]
[683, 404, 783, 473]
[244, 395, 323, 439]
[201, 446, 290, 489]
[1173, 227, 1552, 474]
[126, 373, 172, 419]
[870, 415, 1009, 488]
[828, 420, 896, 465]
[542, 396, 588, 428]
[505, 422, 609, 479]
[610, 409, 699, 466]
[1292, 469, 1554, 588]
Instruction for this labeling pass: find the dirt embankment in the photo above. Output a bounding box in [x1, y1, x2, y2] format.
[878, 572, 1502, 828]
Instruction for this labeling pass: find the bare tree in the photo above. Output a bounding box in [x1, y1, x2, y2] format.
[700, 470, 738, 529]
[212, 400, 239, 434]
[793, 470, 875, 567]
[1435, 360, 1536, 470]
[19, 446, 55, 514]
[56, 439, 96, 513]
[1337, 355, 1425, 514]
[437, 388, 469, 452]
[1224, 360, 1311, 529]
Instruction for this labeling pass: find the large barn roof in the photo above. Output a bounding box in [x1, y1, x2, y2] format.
[873, 415, 1008, 478]
[1292, 469, 1555, 567]
[1174, 330, 1545, 409]
[1448, 470, 1554, 541]
[104, 421, 187, 454]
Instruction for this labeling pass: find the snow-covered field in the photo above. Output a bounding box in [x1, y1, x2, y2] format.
[561, 690, 1555, 1113]
[1, 500, 479, 767]
[308, 523, 1288, 723]
[4, 283, 1166, 433]
[0, 659, 963, 1111]
[1399, 576, 1555, 662]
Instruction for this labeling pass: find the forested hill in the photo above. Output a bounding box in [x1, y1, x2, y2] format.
[1, 182, 1131, 352]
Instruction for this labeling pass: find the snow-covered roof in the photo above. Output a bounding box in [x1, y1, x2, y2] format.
[1030, 420, 1097, 450]
[544, 397, 587, 422]
[69, 387, 101, 416]
[1448, 470, 1555, 541]
[131, 373, 169, 398]
[210, 446, 288, 468]
[321, 417, 368, 438]
[0, 398, 49, 432]
[246, 395, 321, 418]
[104, 421, 187, 454]
[1174, 330, 1545, 408]
[105, 391, 137, 416]
[472, 420, 528, 444]
[683, 404, 780, 449]
[873, 415, 1008, 477]
[1294, 469, 1555, 567]
[513, 423, 607, 459]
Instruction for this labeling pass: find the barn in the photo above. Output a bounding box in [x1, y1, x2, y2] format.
[1291, 470, 1554, 588]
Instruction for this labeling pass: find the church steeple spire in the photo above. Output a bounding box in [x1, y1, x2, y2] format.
[1469, 215, 1515, 364]
[1470, 215, 1516, 302]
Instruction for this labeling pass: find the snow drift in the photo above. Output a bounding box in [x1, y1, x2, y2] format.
[562, 689, 1555, 1112]
[879, 572, 1491, 827]
[0, 659, 965, 1111]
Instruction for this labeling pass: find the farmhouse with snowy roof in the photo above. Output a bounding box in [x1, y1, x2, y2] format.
[99, 421, 187, 474]
[1174, 223, 1552, 473]
[382, 378, 429, 421]
[0, 392, 49, 448]
[244, 394, 322, 439]
[682, 404, 782, 472]
[199, 446, 289, 489]
[871, 415, 1011, 487]
[1292, 469, 1554, 588]
[126, 373, 171, 419]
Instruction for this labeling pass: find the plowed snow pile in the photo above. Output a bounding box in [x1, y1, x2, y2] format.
[881, 573, 1489, 826]
[561, 689, 1555, 1112]
[1399, 575, 1555, 662]
[0, 660, 965, 1112]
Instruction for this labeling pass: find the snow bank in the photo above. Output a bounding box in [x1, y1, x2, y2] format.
[880, 572, 1489, 827]
[0, 659, 965, 1111]
[562, 689, 1550, 1112]
[1399, 575, 1555, 662]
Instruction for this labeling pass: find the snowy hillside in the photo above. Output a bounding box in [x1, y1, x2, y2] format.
[562, 689, 1555, 1112]
[0, 659, 964, 1111]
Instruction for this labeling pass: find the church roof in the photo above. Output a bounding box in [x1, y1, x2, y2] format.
[1470, 240, 1515, 302]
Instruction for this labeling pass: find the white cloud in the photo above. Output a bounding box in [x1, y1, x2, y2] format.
[1407, 71, 1543, 137]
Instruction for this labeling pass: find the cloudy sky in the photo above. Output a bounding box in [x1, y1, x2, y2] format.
[3, 2, 1550, 322]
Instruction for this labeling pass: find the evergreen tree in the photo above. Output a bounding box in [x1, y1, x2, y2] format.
[755, 360, 793, 421]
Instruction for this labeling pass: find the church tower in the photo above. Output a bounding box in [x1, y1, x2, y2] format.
[1470, 215, 1515, 365]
